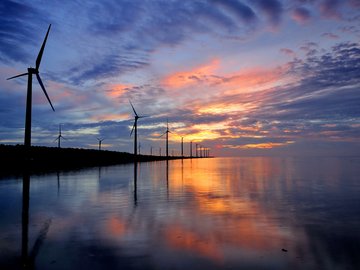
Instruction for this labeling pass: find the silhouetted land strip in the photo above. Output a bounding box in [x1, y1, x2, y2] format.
[0, 144, 202, 177]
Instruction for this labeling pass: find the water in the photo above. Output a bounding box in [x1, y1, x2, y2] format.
[0, 157, 359, 270]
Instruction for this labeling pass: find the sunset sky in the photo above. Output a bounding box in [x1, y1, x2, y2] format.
[0, 0, 359, 156]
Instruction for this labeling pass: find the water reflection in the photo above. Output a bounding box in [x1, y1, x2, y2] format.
[20, 173, 52, 269]
[133, 162, 137, 206]
[0, 157, 359, 269]
[22, 173, 30, 267]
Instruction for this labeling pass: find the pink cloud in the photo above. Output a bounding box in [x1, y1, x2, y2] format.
[280, 48, 296, 57]
[291, 7, 312, 24]
[321, 32, 339, 39]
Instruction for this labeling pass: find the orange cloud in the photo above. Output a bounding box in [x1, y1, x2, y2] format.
[90, 112, 129, 121]
[162, 58, 220, 88]
[224, 141, 294, 149]
[106, 83, 132, 98]
[220, 67, 287, 95]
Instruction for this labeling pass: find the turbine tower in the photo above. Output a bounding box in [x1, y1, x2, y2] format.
[7, 24, 55, 148]
[97, 138, 104, 150]
[181, 136, 184, 157]
[54, 124, 65, 148]
[129, 101, 146, 156]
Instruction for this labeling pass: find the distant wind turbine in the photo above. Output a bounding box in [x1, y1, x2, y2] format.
[54, 124, 66, 148]
[129, 101, 146, 156]
[7, 24, 55, 148]
[190, 141, 193, 158]
[97, 138, 104, 150]
[160, 120, 171, 158]
[180, 136, 184, 157]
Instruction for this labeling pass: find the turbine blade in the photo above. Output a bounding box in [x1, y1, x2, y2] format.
[36, 24, 51, 70]
[129, 100, 138, 117]
[54, 137, 59, 142]
[7, 72, 29, 80]
[130, 122, 135, 136]
[159, 131, 166, 137]
[36, 73, 55, 111]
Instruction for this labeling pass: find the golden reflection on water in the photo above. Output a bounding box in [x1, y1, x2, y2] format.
[161, 158, 294, 262]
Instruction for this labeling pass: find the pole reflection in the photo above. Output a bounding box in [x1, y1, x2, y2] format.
[22, 173, 30, 268]
[133, 162, 138, 206]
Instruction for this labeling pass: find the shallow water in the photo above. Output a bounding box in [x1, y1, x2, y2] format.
[0, 157, 359, 270]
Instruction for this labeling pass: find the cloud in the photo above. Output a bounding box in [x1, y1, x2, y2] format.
[280, 48, 296, 57]
[291, 7, 312, 24]
[252, 0, 283, 27]
[319, 0, 342, 19]
[321, 32, 339, 39]
[212, 0, 257, 23]
[0, 0, 47, 63]
[69, 54, 149, 85]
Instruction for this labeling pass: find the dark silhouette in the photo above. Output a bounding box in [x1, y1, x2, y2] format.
[0, 144, 189, 177]
[195, 143, 199, 157]
[190, 141, 193, 158]
[21, 172, 51, 268]
[129, 100, 146, 156]
[166, 160, 169, 200]
[180, 136, 184, 157]
[160, 120, 171, 158]
[97, 137, 104, 150]
[7, 25, 55, 148]
[55, 124, 66, 148]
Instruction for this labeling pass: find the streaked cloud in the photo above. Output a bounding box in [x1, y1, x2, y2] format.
[0, 0, 359, 156]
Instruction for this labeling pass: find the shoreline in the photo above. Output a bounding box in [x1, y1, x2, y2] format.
[0, 144, 210, 178]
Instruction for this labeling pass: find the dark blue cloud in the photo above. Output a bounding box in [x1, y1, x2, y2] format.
[212, 0, 257, 23]
[0, 0, 50, 64]
[320, 0, 342, 18]
[252, 0, 283, 26]
[292, 7, 312, 23]
[69, 54, 149, 85]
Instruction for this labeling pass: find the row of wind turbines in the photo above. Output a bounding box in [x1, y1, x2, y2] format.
[6, 24, 211, 159]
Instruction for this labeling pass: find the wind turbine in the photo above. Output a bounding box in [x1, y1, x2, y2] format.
[180, 136, 184, 157]
[54, 124, 66, 148]
[160, 120, 171, 158]
[7, 24, 55, 148]
[129, 101, 146, 156]
[97, 138, 104, 150]
[190, 141, 193, 158]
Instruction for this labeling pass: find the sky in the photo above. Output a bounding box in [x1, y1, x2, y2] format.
[0, 0, 359, 156]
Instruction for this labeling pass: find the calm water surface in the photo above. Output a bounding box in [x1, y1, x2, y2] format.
[0, 157, 359, 270]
